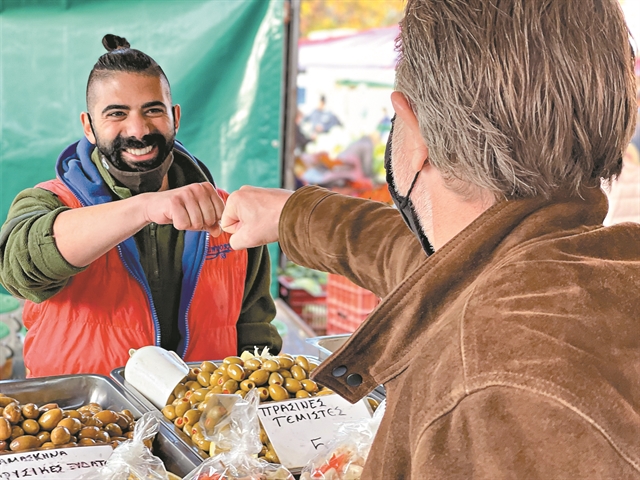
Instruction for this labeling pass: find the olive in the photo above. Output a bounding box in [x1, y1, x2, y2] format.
[268, 372, 284, 386]
[0, 418, 11, 441]
[50, 426, 71, 445]
[277, 355, 294, 370]
[257, 387, 270, 401]
[243, 358, 262, 371]
[40, 441, 55, 449]
[38, 408, 63, 431]
[187, 367, 200, 381]
[0, 397, 17, 408]
[295, 356, 310, 371]
[191, 388, 209, 404]
[290, 365, 307, 381]
[268, 385, 289, 402]
[262, 359, 280, 372]
[278, 369, 292, 379]
[64, 410, 82, 420]
[196, 370, 211, 387]
[58, 417, 82, 435]
[185, 380, 201, 391]
[301, 379, 319, 393]
[216, 363, 228, 374]
[95, 430, 110, 443]
[259, 427, 269, 444]
[21, 419, 39, 435]
[209, 372, 222, 387]
[3, 403, 22, 424]
[200, 361, 217, 373]
[182, 422, 192, 438]
[174, 398, 191, 418]
[183, 409, 201, 426]
[240, 380, 256, 392]
[173, 384, 188, 399]
[210, 385, 224, 395]
[226, 364, 246, 381]
[94, 410, 119, 425]
[103, 423, 122, 438]
[265, 449, 280, 463]
[367, 397, 380, 411]
[10, 426, 24, 440]
[284, 378, 303, 394]
[295, 390, 311, 399]
[9, 435, 39, 452]
[161, 405, 176, 421]
[222, 379, 239, 394]
[308, 361, 319, 372]
[174, 417, 185, 429]
[223, 356, 244, 366]
[316, 388, 335, 396]
[192, 432, 211, 451]
[115, 414, 130, 430]
[234, 390, 247, 399]
[36, 431, 50, 445]
[78, 426, 101, 440]
[202, 405, 227, 431]
[0, 441, 7, 451]
[78, 438, 96, 446]
[124, 431, 135, 440]
[248, 369, 270, 386]
[215, 373, 231, 387]
[21, 403, 40, 420]
[83, 416, 103, 428]
[167, 394, 176, 405]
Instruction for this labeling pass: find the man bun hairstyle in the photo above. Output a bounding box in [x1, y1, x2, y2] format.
[395, 0, 636, 199]
[86, 34, 170, 111]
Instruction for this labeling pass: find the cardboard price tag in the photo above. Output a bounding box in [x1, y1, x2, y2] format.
[0, 445, 113, 479]
[257, 394, 372, 470]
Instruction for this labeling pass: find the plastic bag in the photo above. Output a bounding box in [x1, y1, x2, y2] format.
[299, 400, 386, 480]
[76, 411, 170, 480]
[183, 389, 294, 480]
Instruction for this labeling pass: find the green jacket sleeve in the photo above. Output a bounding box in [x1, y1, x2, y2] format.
[236, 244, 282, 355]
[0, 187, 86, 302]
[278, 185, 425, 299]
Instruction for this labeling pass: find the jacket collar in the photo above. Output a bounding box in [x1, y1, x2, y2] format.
[312, 187, 609, 402]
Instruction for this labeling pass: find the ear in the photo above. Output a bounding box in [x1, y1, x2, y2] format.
[80, 112, 96, 144]
[390, 91, 429, 173]
[172, 104, 181, 133]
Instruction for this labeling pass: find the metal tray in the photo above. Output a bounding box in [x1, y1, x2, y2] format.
[0, 374, 201, 477]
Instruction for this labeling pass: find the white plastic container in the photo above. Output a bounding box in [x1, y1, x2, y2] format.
[124, 346, 190, 409]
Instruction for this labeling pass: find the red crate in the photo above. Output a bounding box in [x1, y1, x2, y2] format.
[326, 274, 379, 335]
[278, 276, 327, 334]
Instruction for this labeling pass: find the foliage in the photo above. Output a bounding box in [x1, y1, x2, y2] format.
[299, 0, 405, 39]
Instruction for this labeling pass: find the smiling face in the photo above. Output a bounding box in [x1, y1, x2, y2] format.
[81, 71, 181, 172]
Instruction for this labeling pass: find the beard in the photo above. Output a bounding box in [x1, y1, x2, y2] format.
[95, 130, 175, 172]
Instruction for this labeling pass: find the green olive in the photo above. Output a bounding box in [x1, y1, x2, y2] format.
[21, 404, 39, 420]
[115, 414, 130, 430]
[174, 398, 191, 418]
[222, 379, 239, 394]
[161, 405, 176, 421]
[21, 419, 39, 435]
[262, 359, 280, 372]
[0, 418, 11, 440]
[94, 410, 119, 425]
[248, 369, 270, 386]
[38, 408, 63, 431]
[367, 397, 380, 411]
[265, 449, 280, 463]
[290, 365, 307, 381]
[183, 409, 201, 426]
[202, 405, 227, 431]
[257, 387, 270, 401]
[223, 356, 244, 366]
[196, 370, 212, 387]
[187, 367, 200, 381]
[316, 388, 335, 396]
[295, 390, 311, 398]
[10, 435, 39, 451]
[200, 361, 217, 373]
[226, 364, 246, 381]
[215, 373, 230, 387]
[284, 378, 303, 394]
[64, 410, 82, 420]
[104, 423, 123, 438]
[301, 379, 319, 393]
[308, 361, 319, 372]
[295, 356, 310, 371]
[268, 384, 289, 402]
[3, 403, 22, 424]
[243, 358, 262, 371]
[234, 390, 247, 398]
[185, 380, 201, 391]
[278, 369, 292, 379]
[78, 426, 101, 440]
[173, 383, 188, 399]
[276, 355, 294, 370]
[50, 426, 71, 445]
[216, 363, 228, 374]
[269, 372, 284, 386]
[191, 388, 209, 404]
[83, 416, 103, 428]
[95, 430, 110, 443]
[240, 379, 256, 392]
[210, 385, 224, 395]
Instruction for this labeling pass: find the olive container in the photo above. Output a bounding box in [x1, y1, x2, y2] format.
[0, 374, 200, 477]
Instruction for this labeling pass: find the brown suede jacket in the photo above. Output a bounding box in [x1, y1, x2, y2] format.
[280, 185, 640, 479]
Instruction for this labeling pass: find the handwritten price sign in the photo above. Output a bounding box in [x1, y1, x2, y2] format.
[257, 394, 372, 470]
[0, 445, 113, 479]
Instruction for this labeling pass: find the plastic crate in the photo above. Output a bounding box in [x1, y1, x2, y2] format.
[326, 274, 379, 334]
[278, 276, 327, 335]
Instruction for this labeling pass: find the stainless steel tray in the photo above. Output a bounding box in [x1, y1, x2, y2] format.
[0, 374, 200, 477]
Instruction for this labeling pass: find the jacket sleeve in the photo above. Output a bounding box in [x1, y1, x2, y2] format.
[0, 187, 86, 301]
[411, 386, 638, 479]
[278, 185, 425, 298]
[236, 244, 282, 355]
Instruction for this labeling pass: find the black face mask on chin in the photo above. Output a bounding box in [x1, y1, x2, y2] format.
[384, 115, 434, 256]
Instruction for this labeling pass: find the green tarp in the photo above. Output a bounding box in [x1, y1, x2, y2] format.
[0, 0, 286, 295]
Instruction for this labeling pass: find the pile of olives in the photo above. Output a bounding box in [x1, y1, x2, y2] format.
[0, 394, 138, 453]
[161, 354, 336, 462]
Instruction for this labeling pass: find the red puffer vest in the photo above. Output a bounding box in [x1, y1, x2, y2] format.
[23, 180, 247, 377]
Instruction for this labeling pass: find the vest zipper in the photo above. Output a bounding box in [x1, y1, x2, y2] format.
[117, 244, 162, 347]
[181, 232, 209, 357]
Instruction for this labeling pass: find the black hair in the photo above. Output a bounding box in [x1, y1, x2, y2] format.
[86, 34, 171, 111]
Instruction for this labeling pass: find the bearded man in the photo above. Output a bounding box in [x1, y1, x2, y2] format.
[0, 34, 282, 377]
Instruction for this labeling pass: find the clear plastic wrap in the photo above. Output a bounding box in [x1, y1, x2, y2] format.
[299, 400, 386, 480]
[183, 389, 294, 480]
[76, 411, 170, 480]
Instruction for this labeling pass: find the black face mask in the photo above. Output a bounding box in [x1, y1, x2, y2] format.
[384, 115, 434, 255]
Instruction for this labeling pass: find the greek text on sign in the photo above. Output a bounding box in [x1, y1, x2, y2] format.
[257, 394, 372, 470]
[0, 445, 113, 479]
